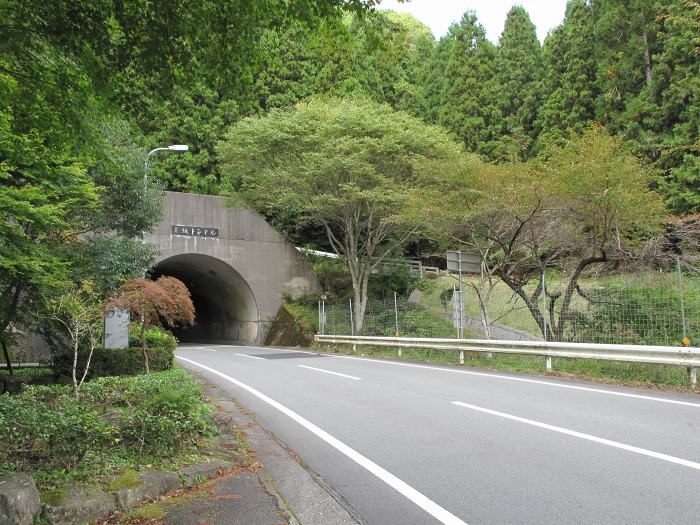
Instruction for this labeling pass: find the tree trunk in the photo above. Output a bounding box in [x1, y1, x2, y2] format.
[1, 336, 12, 375]
[642, 30, 652, 86]
[554, 254, 607, 341]
[72, 337, 79, 399]
[0, 284, 22, 374]
[79, 339, 96, 390]
[474, 284, 492, 339]
[140, 319, 149, 374]
[499, 272, 548, 340]
[352, 272, 370, 335]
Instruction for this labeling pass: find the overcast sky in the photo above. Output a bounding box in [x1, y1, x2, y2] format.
[377, 0, 567, 43]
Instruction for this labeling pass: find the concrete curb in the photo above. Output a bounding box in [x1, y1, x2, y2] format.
[193, 372, 361, 525]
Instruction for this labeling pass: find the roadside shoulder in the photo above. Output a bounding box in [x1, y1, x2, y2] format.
[192, 371, 361, 525]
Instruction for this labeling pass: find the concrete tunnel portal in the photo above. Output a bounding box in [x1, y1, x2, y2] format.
[145, 192, 320, 345]
[151, 254, 260, 344]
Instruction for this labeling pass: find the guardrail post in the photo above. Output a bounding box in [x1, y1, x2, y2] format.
[545, 356, 553, 373]
[394, 292, 401, 358]
[689, 367, 697, 388]
[459, 350, 464, 365]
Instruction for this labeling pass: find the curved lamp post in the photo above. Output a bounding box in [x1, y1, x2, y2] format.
[144, 144, 189, 192]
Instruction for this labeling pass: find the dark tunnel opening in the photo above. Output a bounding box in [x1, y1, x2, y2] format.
[151, 254, 259, 343]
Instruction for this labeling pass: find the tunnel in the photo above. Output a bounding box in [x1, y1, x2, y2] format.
[151, 253, 260, 344]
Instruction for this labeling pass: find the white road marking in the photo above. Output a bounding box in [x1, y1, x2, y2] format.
[176, 356, 467, 525]
[452, 401, 700, 471]
[298, 365, 361, 381]
[325, 354, 700, 408]
[238, 345, 315, 355]
[235, 353, 264, 360]
[275, 348, 315, 354]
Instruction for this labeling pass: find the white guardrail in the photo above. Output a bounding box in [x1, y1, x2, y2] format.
[314, 335, 700, 387]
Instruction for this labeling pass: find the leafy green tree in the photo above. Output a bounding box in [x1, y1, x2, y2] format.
[0, 70, 100, 365]
[218, 96, 464, 333]
[1, 0, 384, 198]
[253, 10, 432, 115]
[440, 12, 499, 157]
[627, 0, 700, 214]
[46, 282, 103, 399]
[592, 0, 664, 132]
[0, 34, 161, 365]
[398, 29, 437, 120]
[441, 127, 663, 341]
[493, 6, 544, 159]
[421, 36, 453, 125]
[536, 0, 598, 148]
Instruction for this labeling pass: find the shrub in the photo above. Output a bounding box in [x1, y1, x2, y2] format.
[567, 276, 700, 346]
[0, 384, 116, 472]
[313, 258, 352, 297]
[368, 264, 420, 299]
[129, 325, 178, 351]
[52, 347, 173, 379]
[0, 370, 215, 480]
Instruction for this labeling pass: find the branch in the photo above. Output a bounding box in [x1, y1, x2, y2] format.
[369, 227, 417, 273]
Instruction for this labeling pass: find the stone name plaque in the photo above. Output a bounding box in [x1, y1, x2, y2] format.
[171, 225, 219, 238]
[104, 308, 129, 349]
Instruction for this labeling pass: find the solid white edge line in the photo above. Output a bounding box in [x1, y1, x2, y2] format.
[298, 365, 361, 381]
[325, 354, 700, 409]
[451, 401, 700, 471]
[176, 356, 467, 525]
[235, 353, 264, 360]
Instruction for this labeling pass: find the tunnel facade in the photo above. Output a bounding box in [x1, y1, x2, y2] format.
[146, 191, 319, 344]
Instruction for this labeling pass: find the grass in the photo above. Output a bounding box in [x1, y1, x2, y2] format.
[422, 275, 542, 337]
[39, 488, 67, 506]
[283, 303, 318, 333]
[121, 504, 166, 521]
[422, 272, 700, 346]
[317, 344, 695, 391]
[106, 469, 141, 491]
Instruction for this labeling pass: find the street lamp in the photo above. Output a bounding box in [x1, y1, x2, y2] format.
[144, 144, 189, 192]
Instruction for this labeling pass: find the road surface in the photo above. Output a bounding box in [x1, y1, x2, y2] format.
[175, 343, 700, 525]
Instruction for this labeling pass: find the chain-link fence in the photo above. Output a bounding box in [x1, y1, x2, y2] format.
[322, 294, 457, 339]
[318, 266, 700, 347]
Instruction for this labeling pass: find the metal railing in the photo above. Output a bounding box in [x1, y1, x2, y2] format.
[314, 335, 700, 387]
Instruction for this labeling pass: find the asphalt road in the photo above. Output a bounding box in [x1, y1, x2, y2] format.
[175, 344, 700, 525]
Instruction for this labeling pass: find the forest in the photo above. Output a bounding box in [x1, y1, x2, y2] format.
[4, 1, 697, 211]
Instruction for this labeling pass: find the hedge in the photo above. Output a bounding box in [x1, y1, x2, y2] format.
[52, 346, 174, 379]
[52, 326, 177, 379]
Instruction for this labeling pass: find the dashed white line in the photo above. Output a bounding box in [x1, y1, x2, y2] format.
[180, 346, 217, 352]
[451, 401, 700, 471]
[325, 354, 700, 408]
[180, 345, 700, 408]
[298, 365, 361, 381]
[235, 353, 264, 360]
[176, 356, 467, 525]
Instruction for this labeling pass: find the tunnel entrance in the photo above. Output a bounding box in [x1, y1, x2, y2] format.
[151, 254, 260, 344]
